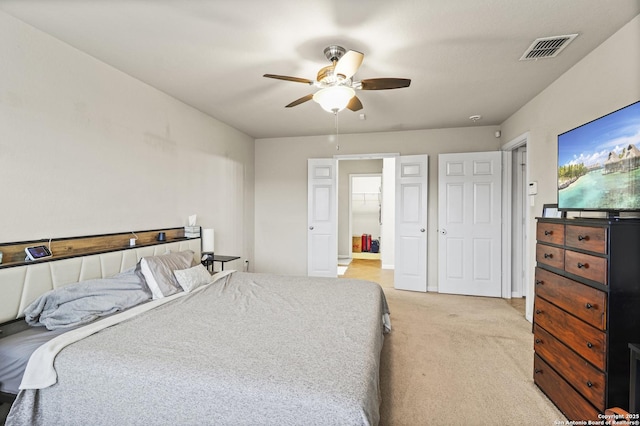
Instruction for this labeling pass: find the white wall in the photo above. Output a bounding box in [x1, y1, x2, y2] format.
[0, 11, 255, 263]
[500, 14, 640, 321]
[255, 127, 501, 287]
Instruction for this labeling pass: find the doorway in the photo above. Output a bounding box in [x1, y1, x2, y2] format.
[511, 145, 527, 299]
[508, 145, 527, 316]
[350, 174, 382, 261]
[336, 155, 396, 278]
[502, 132, 529, 318]
[338, 160, 383, 276]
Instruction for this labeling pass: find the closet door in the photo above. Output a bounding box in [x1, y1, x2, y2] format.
[394, 155, 428, 292]
[437, 151, 502, 297]
[307, 158, 338, 277]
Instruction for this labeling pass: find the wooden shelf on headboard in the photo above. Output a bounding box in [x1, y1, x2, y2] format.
[0, 227, 198, 268]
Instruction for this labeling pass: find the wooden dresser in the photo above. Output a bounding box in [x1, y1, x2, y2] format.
[534, 217, 640, 421]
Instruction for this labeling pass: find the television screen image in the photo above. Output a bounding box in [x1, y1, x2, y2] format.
[557, 100, 640, 213]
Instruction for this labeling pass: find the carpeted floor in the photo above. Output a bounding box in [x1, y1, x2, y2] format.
[341, 259, 565, 425]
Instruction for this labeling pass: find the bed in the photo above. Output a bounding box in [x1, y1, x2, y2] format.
[0, 236, 390, 425]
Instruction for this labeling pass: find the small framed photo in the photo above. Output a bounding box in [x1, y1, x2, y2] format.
[542, 204, 563, 218]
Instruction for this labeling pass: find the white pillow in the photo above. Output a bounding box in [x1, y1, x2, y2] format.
[139, 250, 195, 299]
[173, 264, 212, 293]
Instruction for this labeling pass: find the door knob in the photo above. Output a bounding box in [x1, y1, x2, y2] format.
[420, 228, 426, 233]
[308, 226, 314, 230]
[439, 229, 447, 235]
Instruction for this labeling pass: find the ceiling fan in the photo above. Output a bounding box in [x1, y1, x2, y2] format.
[264, 45, 411, 113]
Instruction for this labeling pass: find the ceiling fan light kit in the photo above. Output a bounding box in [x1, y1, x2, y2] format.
[264, 45, 411, 114]
[313, 86, 355, 113]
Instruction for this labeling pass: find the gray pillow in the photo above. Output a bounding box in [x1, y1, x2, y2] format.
[139, 250, 194, 299]
[174, 264, 212, 293]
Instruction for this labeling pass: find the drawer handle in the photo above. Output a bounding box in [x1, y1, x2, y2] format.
[535, 309, 542, 315]
[535, 280, 543, 285]
[577, 262, 588, 269]
[534, 368, 542, 374]
[544, 230, 552, 236]
[587, 342, 594, 349]
[587, 381, 593, 388]
[544, 253, 553, 259]
[578, 235, 588, 241]
[535, 338, 541, 344]
[585, 303, 593, 309]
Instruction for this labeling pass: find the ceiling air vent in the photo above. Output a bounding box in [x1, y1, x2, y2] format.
[520, 34, 578, 61]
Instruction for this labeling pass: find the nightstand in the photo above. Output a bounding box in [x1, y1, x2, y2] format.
[212, 255, 240, 271]
[201, 253, 240, 273]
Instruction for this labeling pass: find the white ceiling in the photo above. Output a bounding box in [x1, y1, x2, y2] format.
[1, 0, 638, 139]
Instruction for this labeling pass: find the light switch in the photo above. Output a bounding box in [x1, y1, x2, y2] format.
[528, 181, 538, 195]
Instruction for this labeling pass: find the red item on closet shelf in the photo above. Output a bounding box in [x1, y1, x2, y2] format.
[361, 234, 372, 252]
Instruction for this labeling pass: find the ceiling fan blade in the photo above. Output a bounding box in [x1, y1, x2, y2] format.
[285, 94, 314, 108]
[264, 74, 314, 85]
[334, 50, 364, 80]
[346, 96, 363, 112]
[361, 78, 411, 90]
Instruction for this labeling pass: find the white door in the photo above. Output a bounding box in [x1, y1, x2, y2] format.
[308, 158, 338, 277]
[394, 155, 428, 292]
[438, 151, 502, 297]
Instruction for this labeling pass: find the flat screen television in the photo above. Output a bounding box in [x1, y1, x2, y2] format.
[557, 100, 640, 216]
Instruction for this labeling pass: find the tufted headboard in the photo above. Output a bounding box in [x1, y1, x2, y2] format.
[0, 238, 201, 324]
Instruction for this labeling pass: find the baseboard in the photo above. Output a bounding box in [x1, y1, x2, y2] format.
[381, 263, 394, 270]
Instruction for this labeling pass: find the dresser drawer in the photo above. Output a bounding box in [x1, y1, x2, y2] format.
[565, 250, 607, 285]
[537, 222, 564, 245]
[534, 296, 606, 370]
[534, 355, 600, 421]
[534, 325, 605, 410]
[566, 225, 607, 254]
[536, 244, 564, 270]
[534, 268, 606, 330]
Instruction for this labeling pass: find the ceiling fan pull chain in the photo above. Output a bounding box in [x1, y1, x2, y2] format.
[335, 111, 340, 151]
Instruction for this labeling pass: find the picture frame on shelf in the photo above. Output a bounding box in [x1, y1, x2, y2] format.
[542, 203, 564, 218]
